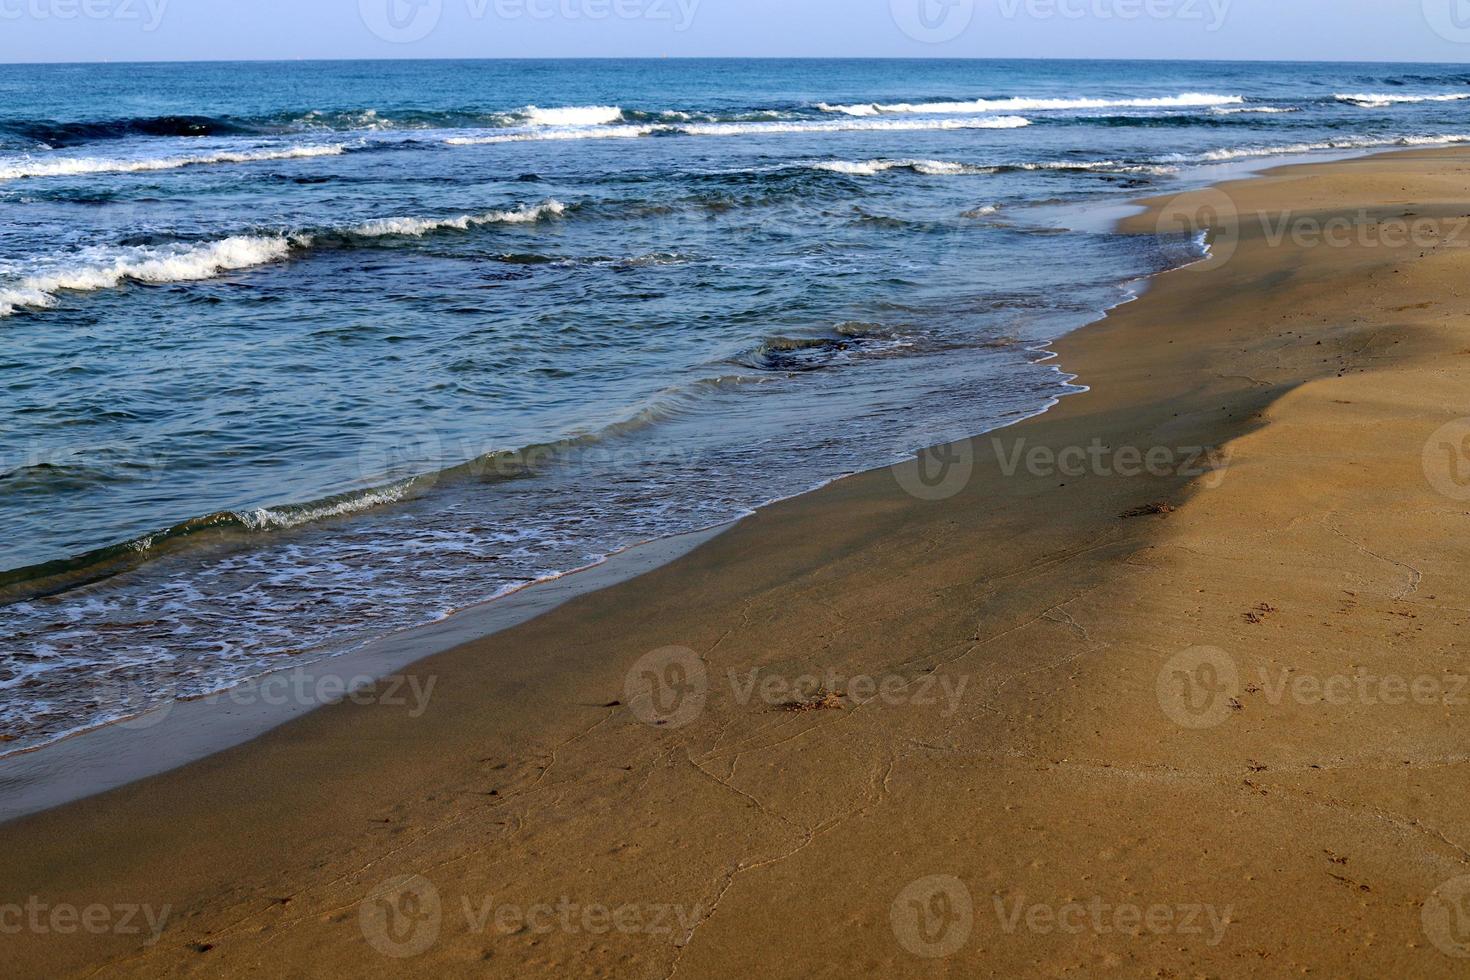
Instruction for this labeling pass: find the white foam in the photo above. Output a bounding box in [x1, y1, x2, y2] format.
[0, 236, 296, 316]
[447, 125, 655, 145]
[448, 115, 1030, 146]
[811, 158, 991, 176]
[1171, 133, 1470, 163]
[0, 200, 568, 315]
[677, 116, 1031, 136]
[1018, 160, 1179, 175]
[522, 105, 624, 126]
[349, 200, 566, 237]
[817, 92, 1243, 116]
[1335, 92, 1470, 108]
[243, 482, 418, 531]
[1210, 106, 1299, 115]
[0, 144, 347, 181]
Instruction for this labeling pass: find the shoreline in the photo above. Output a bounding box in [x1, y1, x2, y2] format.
[6, 136, 1457, 781]
[0, 142, 1321, 785]
[8, 143, 1470, 975]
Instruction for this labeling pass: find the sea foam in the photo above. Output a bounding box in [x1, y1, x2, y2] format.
[0, 144, 347, 181]
[0, 201, 567, 315]
[817, 93, 1244, 116]
[1335, 92, 1470, 107]
[522, 105, 625, 126]
[0, 236, 297, 316]
[447, 115, 1031, 146]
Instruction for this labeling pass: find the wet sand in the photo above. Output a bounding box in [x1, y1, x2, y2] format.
[7, 147, 1470, 977]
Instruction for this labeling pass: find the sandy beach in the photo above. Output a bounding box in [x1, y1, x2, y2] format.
[8, 145, 1470, 977]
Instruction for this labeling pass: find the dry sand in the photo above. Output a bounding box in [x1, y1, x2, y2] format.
[7, 147, 1470, 977]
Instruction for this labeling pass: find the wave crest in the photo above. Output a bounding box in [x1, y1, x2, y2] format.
[0, 143, 347, 181]
[817, 92, 1243, 116]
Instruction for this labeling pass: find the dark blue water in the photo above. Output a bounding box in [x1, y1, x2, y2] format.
[3, 58, 1468, 752]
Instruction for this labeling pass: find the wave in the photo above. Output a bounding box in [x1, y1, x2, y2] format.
[347, 201, 566, 237]
[522, 105, 624, 126]
[447, 124, 655, 145]
[816, 92, 1243, 116]
[1, 114, 256, 148]
[448, 115, 1031, 146]
[0, 236, 296, 317]
[0, 143, 348, 181]
[1335, 92, 1470, 108]
[1012, 160, 1179, 175]
[1168, 133, 1470, 163]
[0, 369, 763, 599]
[1210, 106, 1299, 115]
[0, 200, 568, 316]
[810, 158, 992, 176]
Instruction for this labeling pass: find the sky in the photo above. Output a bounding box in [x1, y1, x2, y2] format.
[2, 0, 1469, 64]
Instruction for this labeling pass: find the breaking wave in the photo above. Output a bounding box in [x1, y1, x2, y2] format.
[816, 92, 1243, 116]
[0, 143, 348, 181]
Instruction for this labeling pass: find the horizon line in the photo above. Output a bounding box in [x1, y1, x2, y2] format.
[3, 53, 1470, 67]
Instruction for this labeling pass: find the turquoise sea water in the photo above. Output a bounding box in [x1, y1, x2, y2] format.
[4, 57, 1470, 751]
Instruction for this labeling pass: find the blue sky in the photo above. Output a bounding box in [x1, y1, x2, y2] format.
[3, 0, 1469, 64]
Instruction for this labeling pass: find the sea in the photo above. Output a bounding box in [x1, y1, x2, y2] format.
[4, 57, 1469, 754]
